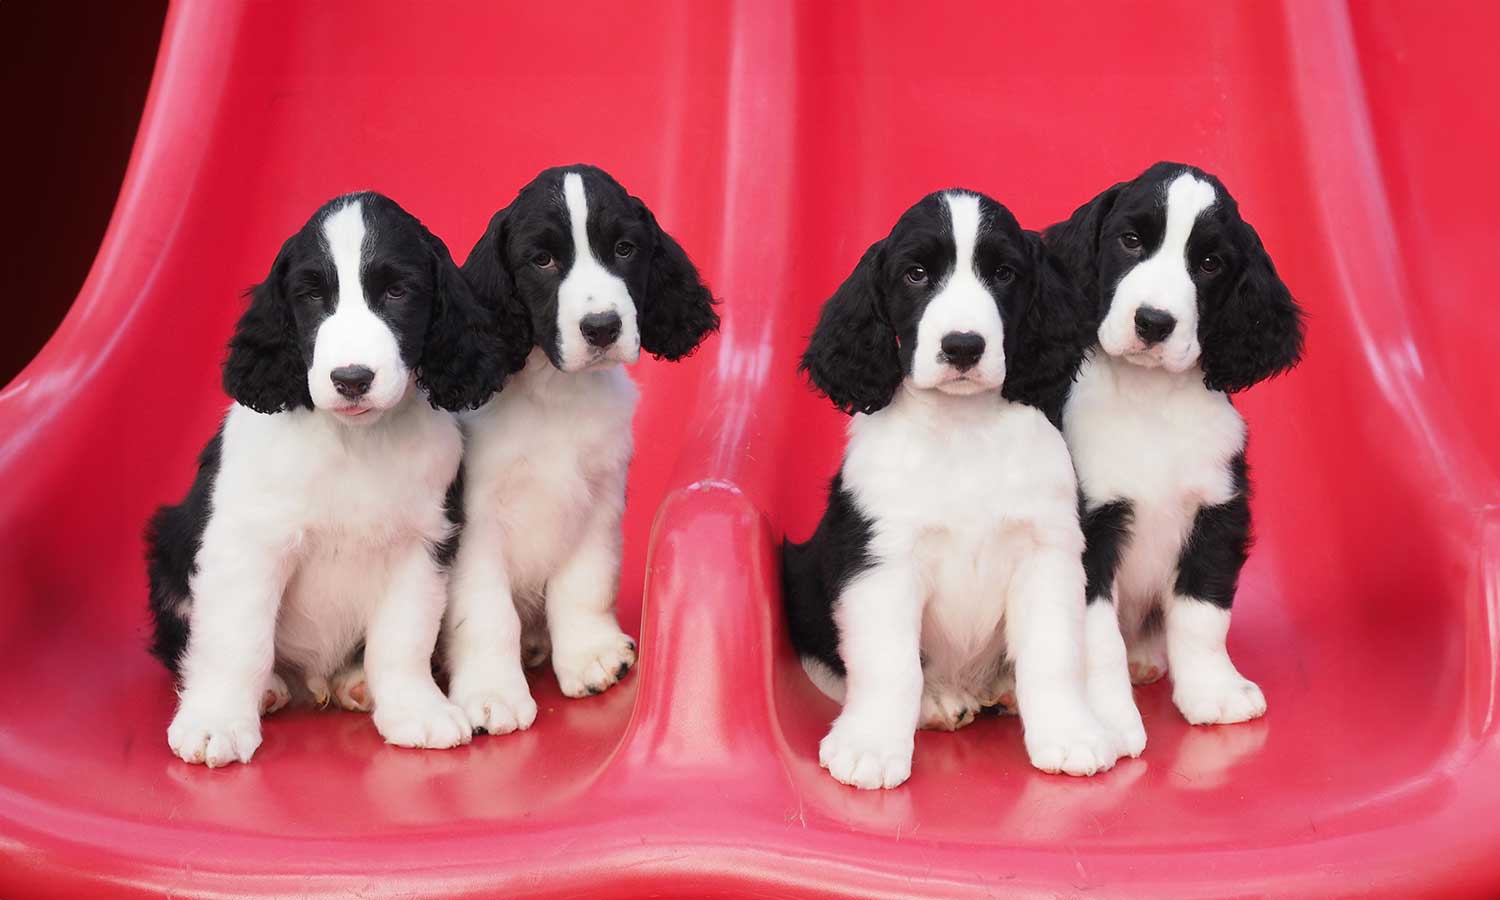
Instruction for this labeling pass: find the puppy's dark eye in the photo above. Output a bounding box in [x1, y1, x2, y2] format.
[993, 265, 1016, 284]
[1120, 232, 1143, 252]
[532, 251, 557, 270]
[301, 290, 324, 303]
[614, 240, 636, 259]
[1198, 254, 1223, 275]
[385, 284, 407, 301]
[904, 266, 928, 285]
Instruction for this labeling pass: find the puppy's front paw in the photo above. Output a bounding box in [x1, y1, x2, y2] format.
[553, 629, 637, 699]
[818, 716, 914, 790]
[1092, 690, 1147, 759]
[373, 694, 473, 750]
[450, 678, 538, 736]
[168, 701, 262, 767]
[1023, 712, 1120, 777]
[919, 684, 980, 731]
[1174, 676, 1266, 725]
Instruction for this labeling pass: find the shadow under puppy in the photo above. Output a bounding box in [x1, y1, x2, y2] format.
[443, 164, 719, 736]
[783, 189, 1144, 790]
[147, 192, 518, 766]
[1045, 161, 1304, 727]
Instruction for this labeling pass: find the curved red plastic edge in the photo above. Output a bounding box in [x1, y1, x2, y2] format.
[2, 1, 1498, 897]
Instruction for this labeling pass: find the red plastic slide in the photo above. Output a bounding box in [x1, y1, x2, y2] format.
[3, 2, 1498, 897]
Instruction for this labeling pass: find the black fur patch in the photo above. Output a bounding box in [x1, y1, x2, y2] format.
[781, 474, 877, 676]
[430, 463, 465, 568]
[1174, 452, 1252, 608]
[145, 426, 223, 677]
[1081, 498, 1134, 603]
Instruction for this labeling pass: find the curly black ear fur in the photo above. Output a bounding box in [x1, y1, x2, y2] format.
[416, 228, 515, 411]
[1002, 233, 1098, 423]
[799, 241, 902, 416]
[1042, 182, 1124, 313]
[636, 201, 720, 360]
[459, 205, 534, 376]
[222, 236, 312, 414]
[1199, 223, 1305, 393]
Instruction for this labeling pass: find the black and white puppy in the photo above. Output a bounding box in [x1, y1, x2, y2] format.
[443, 165, 718, 735]
[1045, 162, 1304, 726]
[147, 192, 515, 766]
[783, 189, 1143, 790]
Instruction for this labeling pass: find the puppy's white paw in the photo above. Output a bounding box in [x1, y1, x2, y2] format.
[1023, 712, 1120, 777]
[919, 684, 980, 731]
[1174, 676, 1266, 725]
[818, 715, 914, 790]
[331, 665, 372, 712]
[450, 678, 538, 736]
[553, 628, 637, 699]
[1091, 686, 1147, 758]
[261, 673, 291, 716]
[168, 701, 262, 767]
[373, 693, 473, 749]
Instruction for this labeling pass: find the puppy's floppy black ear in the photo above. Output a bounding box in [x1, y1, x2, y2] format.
[416, 227, 516, 411]
[1199, 222, 1305, 393]
[222, 236, 312, 414]
[800, 241, 902, 415]
[1002, 233, 1097, 419]
[1042, 181, 1124, 308]
[637, 200, 720, 360]
[460, 205, 534, 374]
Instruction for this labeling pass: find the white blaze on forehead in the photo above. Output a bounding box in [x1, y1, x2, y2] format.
[323, 200, 367, 301]
[1159, 172, 1217, 264]
[908, 191, 1006, 392]
[562, 172, 598, 270]
[553, 171, 641, 370]
[944, 191, 983, 281]
[308, 198, 409, 412]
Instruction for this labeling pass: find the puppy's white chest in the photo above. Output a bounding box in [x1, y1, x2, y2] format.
[846, 392, 1080, 673]
[1064, 354, 1245, 513]
[464, 361, 638, 589]
[1064, 355, 1246, 608]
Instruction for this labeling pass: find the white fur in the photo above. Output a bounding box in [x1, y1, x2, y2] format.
[1064, 350, 1263, 724]
[813, 195, 1129, 789]
[909, 193, 1007, 394]
[445, 351, 640, 730]
[1097, 172, 1216, 373]
[167, 393, 471, 765]
[554, 172, 642, 372]
[308, 201, 410, 417]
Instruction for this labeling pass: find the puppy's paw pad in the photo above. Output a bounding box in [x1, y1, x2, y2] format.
[554, 631, 637, 699]
[1175, 678, 1266, 725]
[167, 707, 262, 768]
[1024, 718, 1120, 777]
[374, 697, 473, 749]
[919, 686, 979, 731]
[453, 686, 538, 736]
[818, 721, 913, 790]
[332, 667, 372, 712]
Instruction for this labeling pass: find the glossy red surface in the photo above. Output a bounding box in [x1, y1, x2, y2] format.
[1, 2, 1497, 897]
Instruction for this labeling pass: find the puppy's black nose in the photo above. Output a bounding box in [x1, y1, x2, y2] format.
[1134, 307, 1176, 346]
[580, 311, 622, 348]
[940, 331, 985, 372]
[330, 365, 374, 399]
